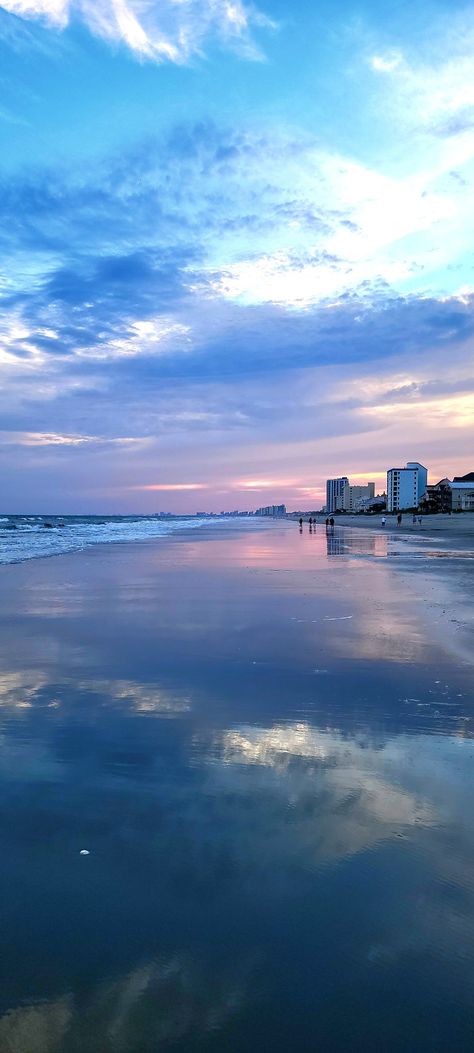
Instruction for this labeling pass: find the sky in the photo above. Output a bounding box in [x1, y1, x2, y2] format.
[0, 0, 473, 513]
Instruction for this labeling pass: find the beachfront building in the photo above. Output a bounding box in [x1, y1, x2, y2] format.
[387, 462, 428, 512]
[422, 478, 474, 513]
[359, 492, 387, 512]
[347, 483, 375, 512]
[422, 479, 451, 513]
[255, 504, 286, 516]
[449, 483, 474, 510]
[326, 477, 376, 513]
[326, 477, 349, 513]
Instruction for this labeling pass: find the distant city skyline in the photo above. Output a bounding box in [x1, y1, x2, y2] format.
[1, 0, 473, 512]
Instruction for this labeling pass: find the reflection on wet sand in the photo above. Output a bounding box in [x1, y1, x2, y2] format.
[206, 721, 434, 865]
[326, 529, 389, 558]
[0, 670, 51, 709]
[0, 670, 191, 717]
[0, 524, 473, 1051]
[0, 996, 72, 1053]
[0, 955, 248, 1053]
[75, 679, 192, 716]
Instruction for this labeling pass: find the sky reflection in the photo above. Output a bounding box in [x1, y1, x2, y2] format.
[0, 526, 473, 1050]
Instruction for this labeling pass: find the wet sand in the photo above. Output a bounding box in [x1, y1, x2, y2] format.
[311, 518, 474, 666]
[0, 520, 473, 1052]
[318, 512, 474, 544]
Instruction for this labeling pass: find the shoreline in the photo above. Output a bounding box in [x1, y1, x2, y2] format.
[1, 516, 472, 668]
[312, 513, 474, 547]
[0, 516, 290, 570]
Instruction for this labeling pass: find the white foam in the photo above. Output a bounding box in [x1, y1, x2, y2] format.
[0, 515, 227, 565]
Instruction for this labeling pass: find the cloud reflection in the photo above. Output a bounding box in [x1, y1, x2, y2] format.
[77, 679, 192, 716]
[0, 669, 191, 717]
[208, 721, 435, 864]
[0, 953, 248, 1053]
[0, 670, 50, 708]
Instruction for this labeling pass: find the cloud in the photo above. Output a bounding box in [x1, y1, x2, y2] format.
[78, 317, 192, 361]
[367, 11, 474, 147]
[132, 482, 207, 491]
[0, 0, 273, 62]
[1, 118, 471, 336]
[370, 52, 402, 73]
[0, 113, 473, 508]
[238, 477, 300, 489]
[0, 430, 147, 446]
[2, 118, 472, 379]
[359, 391, 474, 429]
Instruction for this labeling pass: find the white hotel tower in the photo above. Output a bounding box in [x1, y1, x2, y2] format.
[326, 477, 349, 514]
[387, 462, 428, 512]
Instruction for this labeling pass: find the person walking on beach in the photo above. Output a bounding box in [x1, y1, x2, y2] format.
[299, 518, 303, 529]
[381, 516, 386, 527]
[330, 517, 335, 528]
[397, 512, 402, 526]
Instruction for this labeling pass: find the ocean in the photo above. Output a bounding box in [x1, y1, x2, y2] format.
[0, 514, 249, 565]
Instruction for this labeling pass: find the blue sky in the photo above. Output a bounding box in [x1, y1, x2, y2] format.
[0, 0, 473, 512]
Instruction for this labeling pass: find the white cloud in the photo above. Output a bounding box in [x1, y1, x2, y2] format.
[0, 314, 46, 365]
[370, 52, 402, 73]
[0, 0, 272, 61]
[82, 316, 191, 359]
[204, 146, 457, 307]
[367, 13, 474, 137]
[2, 0, 67, 23]
[360, 391, 474, 429]
[0, 430, 147, 446]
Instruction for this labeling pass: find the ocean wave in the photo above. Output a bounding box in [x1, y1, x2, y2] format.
[0, 515, 233, 565]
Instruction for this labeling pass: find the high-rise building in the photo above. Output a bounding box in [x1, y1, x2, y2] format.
[347, 482, 375, 511]
[326, 477, 349, 513]
[255, 504, 286, 516]
[387, 462, 428, 511]
[325, 478, 375, 513]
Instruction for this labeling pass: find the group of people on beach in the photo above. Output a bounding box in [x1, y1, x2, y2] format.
[381, 513, 423, 527]
[298, 513, 424, 531]
[299, 517, 321, 531]
[298, 517, 334, 532]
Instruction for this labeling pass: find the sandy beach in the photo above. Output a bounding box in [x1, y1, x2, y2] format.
[315, 512, 474, 543]
[0, 519, 473, 1052]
